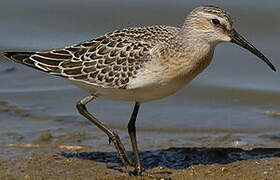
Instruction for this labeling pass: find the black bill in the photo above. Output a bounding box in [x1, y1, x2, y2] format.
[230, 29, 276, 71]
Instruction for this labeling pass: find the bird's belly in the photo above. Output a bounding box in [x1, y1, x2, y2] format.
[127, 78, 191, 102]
[69, 77, 191, 102]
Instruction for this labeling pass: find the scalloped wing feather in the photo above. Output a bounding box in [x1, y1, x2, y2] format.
[4, 25, 179, 89]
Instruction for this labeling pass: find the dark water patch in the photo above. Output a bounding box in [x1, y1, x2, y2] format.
[61, 147, 280, 170]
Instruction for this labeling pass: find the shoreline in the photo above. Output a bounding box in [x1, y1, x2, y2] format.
[1, 144, 280, 180]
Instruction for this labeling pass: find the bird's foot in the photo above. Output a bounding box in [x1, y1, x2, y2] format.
[129, 167, 172, 179]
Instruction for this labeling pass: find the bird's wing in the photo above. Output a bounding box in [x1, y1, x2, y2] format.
[4, 25, 178, 89]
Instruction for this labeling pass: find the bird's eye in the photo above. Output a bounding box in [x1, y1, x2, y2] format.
[211, 19, 220, 25]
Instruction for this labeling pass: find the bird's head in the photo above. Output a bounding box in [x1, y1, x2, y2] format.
[183, 5, 276, 71]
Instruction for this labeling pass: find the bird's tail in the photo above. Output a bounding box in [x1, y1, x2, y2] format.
[1, 51, 67, 75]
[2, 51, 37, 69]
[1, 49, 86, 79]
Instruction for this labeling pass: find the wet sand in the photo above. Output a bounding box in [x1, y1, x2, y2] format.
[1, 133, 280, 180]
[1, 101, 280, 180]
[2, 149, 280, 180]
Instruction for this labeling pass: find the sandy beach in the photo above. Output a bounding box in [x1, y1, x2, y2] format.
[1, 131, 280, 179]
[1, 99, 280, 180]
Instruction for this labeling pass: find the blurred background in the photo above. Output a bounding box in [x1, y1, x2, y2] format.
[0, 0, 280, 149]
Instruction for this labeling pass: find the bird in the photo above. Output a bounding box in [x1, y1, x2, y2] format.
[2, 5, 276, 176]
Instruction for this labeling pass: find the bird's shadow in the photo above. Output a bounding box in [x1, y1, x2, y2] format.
[60, 147, 280, 170]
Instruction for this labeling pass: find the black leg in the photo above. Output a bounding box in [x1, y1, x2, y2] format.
[76, 95, 132, 167]
[128, 102, 142, 175]
[127, 103, 172, 178]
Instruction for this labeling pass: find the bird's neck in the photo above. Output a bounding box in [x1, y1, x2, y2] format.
[170, 28, 215, 61]
[163, 28, 215, 80]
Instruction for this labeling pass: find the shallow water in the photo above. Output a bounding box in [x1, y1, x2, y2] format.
[1, 0, 280, 157]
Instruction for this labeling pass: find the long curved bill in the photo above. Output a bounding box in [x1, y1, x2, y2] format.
[230, 29, 276, 71]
